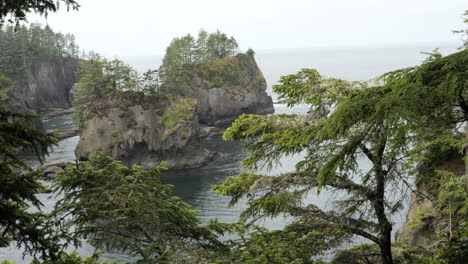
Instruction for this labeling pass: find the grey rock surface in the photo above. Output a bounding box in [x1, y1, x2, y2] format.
[189, 53, 274, 127]
[75, 94, 216, 169]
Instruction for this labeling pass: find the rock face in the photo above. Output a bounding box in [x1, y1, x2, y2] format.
[190, 53, 274, 127]
[75, 92, 216, 169]
[396, 158, 465, 246]
[395, 190, 435, 246]
[10, 57, 79, 113]
[1, 57, 79, 130]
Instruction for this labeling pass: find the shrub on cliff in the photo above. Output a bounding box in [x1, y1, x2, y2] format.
[0, 73, 12, 100]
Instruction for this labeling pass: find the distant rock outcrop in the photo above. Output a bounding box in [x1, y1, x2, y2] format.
[1, 57, 79, 129]
[75, 92, 216, 169]
[190, 53, 274, 127]
[13, 57, 79, 112]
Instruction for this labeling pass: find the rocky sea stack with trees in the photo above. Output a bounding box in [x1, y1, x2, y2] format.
[72, 29, 274, 168]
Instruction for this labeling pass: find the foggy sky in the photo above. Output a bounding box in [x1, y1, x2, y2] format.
[29, 0, 467, 57]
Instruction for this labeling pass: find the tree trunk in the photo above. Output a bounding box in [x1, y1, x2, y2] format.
[379, 224, 394, 264]
[465, 121, 467, 176]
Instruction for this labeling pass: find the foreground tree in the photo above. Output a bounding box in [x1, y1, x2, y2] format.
[189, 221, 348, 264]
[213, 53, 465, 264]
[216, 48, 468, 263]
[51, 156, 221, 263]
[378, 49, 468, 172]
[0, 0, 79, 25]
[453, 10, 468, 50]
[0, 108, 59, 259]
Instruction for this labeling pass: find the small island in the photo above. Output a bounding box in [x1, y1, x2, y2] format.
[72, 30, 273, 169]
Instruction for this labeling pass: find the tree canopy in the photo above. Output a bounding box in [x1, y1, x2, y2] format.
[0, 108, 59, 260]
[51, 155, 221, 263]
[161, 29, 239, 69]
[72, 54, 162, 124]
[159, 29, 240, 95]
[453, 10, 468, 50]
[0, 23, 80, 77]
[215, 49, 468, 264]
[0, 0, 79, 25]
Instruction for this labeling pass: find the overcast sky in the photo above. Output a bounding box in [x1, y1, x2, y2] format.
[29, 0, 467, 57]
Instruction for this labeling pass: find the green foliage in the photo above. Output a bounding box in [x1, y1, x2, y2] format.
[195, 53, 263, 91]
[159, 29, 240, 94]
[0, 107, 59, 260]
[437, 223, 468, 264]
[272, 68, 365, 107]
[0, 73, 12, 100]
[378, 50, 468, 253]
[331, 227, 467, 264]
[72, 55, 142, 124]
[377, 50, 468, 130]
[438, 172, 468, 218]
[140, 69, 160, 96]
[415, 146, 463, 189]
[161, 29, 239, 68]
[246, 48, 255, 56]
[0, 0, 79, 25]
[408, 207, 433, 231]
[331, 242, 441, 264]
[217, 50, 468, 264]
[453, 10, 468, 50]
[3, 251, 114, 264]
[0, 23, 80, 77]
[205, 30, 239, 60]
[51, 155, 220, 263]
[177, 220, 345, 264]
[29, 251, 113, 264]
[72, 55, 167, 125]
[160, 98, 195, 141]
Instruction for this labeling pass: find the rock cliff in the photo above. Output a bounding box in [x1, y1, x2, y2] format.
[75, 92, 216, 169]
[396, 155, 465, 246]
[11, 57, 79, 113]
[190, 53, 274, 127]
[1, 57, 79, 127]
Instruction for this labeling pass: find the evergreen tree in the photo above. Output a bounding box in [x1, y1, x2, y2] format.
[206, 30, 239, 60]
[0, 0, 79, 25]
[453, 10, 468, 50]
[0, 108, 59, 260]
[0, 23, 81, 78]
[214, 47, 468, 264]
[140, 69, 160, 97]
[195, 29, 209, 63]
[158, 29, 240, 95]
[51, 156, 220, 263]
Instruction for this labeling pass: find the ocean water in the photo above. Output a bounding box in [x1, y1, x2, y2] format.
[1, 43, 460, 263]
